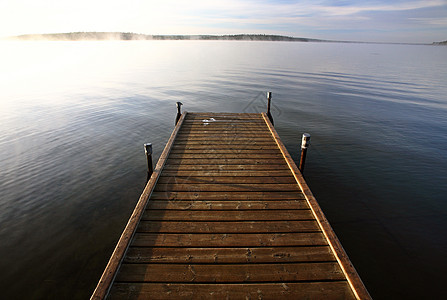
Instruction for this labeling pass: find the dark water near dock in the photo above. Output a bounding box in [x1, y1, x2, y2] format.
[1, 41, 446, 299]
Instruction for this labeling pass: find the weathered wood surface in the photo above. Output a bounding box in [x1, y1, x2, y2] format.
[123, 246, 335, 263]
[109, 282, 354, 299]
[95, 112, 370, 299]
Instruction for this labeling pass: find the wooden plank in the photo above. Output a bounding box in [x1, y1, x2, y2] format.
[181, 122, 265, 125]
[261, 113, 371, 299]
[115, 262, 345, 282]
[177, 134, 270, 138]
[171, 147, 280, 152]
[142, 210, 314, 221]
[157, 176, 296, 184]
[178, 132, 268, 136]
[150, 191, 305, 201]
[162, 164, 291, 171]
[179, 129, 269, 133]
[175, 136, 273, 140]
[179, 127, 269, 131]
[186, 112, 260, 114]
[124, 246, 335, 264]
[172, 143, 278, 148]
[171, 146, 280, 151]
[183, 117, 262, 120]
[183, 120, 266, 124]
[110, 282, 355, 299]
[184, 118, 263, 121]
[167, 153, 283, 159]
[186, 112, 261, 117]
[91, 113, 189, 300]
[132, 232, 328, 247]
[182, 120, 265, 123]
[174, 136, 273, 140]
[182, 118, 264, 121]
[173, 141, 276, 146]
[146, 200, 309, 210]
[165, 159, 286, 165]
[137, 220, 320, 233]
[183, 116, 263, 120]
[185, 114, 262, 117]
[180, 126, 268, 130]
[174, 139, 274, 144]
[183, 116, 264, 120]
[153, 183, 299, 192]
[186, 115, 262, 118]
[169, 149, 282, 154]
[177, 131, 272, 135]
[160, 170, 292, 177]
[173, 139, 275, 143]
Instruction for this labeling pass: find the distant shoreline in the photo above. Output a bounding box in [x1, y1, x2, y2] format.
[5, 32, 444, 45]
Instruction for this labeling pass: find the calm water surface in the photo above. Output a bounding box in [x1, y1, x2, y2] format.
[1, 41, 446, 299]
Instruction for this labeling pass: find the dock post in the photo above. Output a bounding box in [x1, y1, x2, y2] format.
[175, 102, 183, 125]
[266, 92, 274, 125]
[299, 133, 311, 173]
[144, 143, 153, 183]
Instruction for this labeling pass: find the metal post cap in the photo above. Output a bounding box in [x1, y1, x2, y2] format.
[144, 143, 153, 155]
[267, 92, 272, 99]
[301, 133, 311, 149]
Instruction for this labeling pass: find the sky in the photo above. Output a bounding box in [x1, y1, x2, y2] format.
[0, 0, 446, 43]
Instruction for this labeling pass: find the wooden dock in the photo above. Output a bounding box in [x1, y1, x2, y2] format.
[92, 112, 370, 299]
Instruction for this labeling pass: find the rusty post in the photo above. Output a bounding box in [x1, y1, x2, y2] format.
[175, 102, 183, 125]
[266, 92, 274, 125]
[144, 143, 153, 183]
[299, 133, 311, 173]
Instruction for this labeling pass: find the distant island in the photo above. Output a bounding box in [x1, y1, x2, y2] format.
[8, 32, 328, 42]
[6, 32, 444, 45]
[433, 40, 447, 45]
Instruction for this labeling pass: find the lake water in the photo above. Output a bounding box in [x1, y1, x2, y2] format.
[0, 41, 446, 299]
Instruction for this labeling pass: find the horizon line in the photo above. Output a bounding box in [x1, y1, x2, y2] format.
[3, 31, 444, 45]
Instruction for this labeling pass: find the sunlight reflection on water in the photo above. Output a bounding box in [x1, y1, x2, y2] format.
[0, 41, 446, 299]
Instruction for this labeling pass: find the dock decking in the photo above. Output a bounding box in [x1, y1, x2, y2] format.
[92, 112, 370, 299]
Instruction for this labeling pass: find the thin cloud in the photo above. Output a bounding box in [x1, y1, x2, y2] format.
[410, 17, 447, 26]
[164, 0, 446, 29]
[314, 0, 446, 16]
[1, 0, 446, 43]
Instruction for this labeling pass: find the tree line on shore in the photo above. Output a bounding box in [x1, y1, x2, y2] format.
[9, 32, 446, 45]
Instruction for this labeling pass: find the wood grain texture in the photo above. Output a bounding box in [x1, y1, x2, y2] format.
[136, 220, 320, 233]
[164, 158, 287, 165]
[149, 191, 306, 201]
[131, 232, 328, 247]
[172, 144, 280, 150]
[124, 246, 335, 263]
[109, 282, 355, 299]
[115, 262, 345, 282]
[146, 200, 309, 210]
[153, 183, 300, 192]
[141, 209, 314, 221]
[162, 164, 291, 171]
[157, 175, 296, 184]
[167, 153, 283, 159]
[99, 112, 369, 300]
[169, 149, 283, 154]
[160, 170, 293, 176]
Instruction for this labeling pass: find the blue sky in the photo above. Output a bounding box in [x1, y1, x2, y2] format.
[1, 0, 446, 43]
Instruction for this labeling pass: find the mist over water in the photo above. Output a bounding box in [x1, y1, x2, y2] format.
[0, 41, 446, 299]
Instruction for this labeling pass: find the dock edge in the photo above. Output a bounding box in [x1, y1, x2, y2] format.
[261, 112, 371, 300]
[90, 112, 188, 299]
